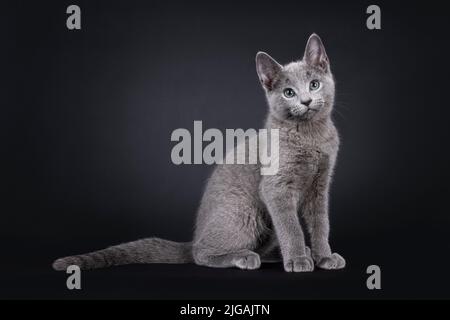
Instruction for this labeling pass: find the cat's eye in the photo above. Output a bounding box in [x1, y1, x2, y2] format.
[309, 80, 321, 91]
[283, 88, 296, 98]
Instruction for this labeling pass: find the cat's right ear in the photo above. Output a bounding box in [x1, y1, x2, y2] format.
[256, 52, 282, 91]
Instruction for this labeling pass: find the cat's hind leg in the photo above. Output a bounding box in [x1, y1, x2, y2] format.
[192, 187, 265, 271]
[193, 248, 261, 270]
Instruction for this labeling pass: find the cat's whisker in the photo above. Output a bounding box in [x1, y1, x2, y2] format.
[333, 108, 346, 120]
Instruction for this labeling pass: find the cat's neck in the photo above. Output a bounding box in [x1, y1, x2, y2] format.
[265, 114, 333, 139]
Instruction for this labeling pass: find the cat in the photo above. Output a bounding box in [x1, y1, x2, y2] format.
[53, 33, 345, 273]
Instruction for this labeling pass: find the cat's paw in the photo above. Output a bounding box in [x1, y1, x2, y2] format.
[315, 253, 346, 270]
[284, 256, 314, 272]
[233, 253, 261, 270]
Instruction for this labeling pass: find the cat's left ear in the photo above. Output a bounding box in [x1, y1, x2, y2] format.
[303, 33, 330, 72]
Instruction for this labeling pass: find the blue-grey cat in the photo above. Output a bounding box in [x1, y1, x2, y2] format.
[53, 34, 345, 272]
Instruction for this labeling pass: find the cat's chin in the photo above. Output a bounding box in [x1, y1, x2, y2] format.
[288, 110, 316, 121]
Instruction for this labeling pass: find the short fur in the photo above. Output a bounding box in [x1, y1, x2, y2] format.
[53, 34, 345, 273]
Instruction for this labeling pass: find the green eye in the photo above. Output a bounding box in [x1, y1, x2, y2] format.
[309, 80, 320, 91]
[283, 88, 296, 98]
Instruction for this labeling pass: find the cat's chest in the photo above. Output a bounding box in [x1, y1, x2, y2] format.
[279, 133, 338, 177]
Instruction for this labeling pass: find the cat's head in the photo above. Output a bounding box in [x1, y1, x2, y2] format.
[256, 34, 335, 122]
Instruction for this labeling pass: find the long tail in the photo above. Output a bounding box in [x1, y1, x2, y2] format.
[52, 238, 192, 271]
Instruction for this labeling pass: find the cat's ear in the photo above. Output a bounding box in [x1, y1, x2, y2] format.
[256, 52, 282, 91]
[303, 33, 330, 72]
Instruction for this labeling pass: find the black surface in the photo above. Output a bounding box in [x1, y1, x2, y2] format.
[4, 225, 449, 299]
[2, 0, 450, 299]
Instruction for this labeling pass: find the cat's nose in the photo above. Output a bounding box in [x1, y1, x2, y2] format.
[301, 98, 312, 107]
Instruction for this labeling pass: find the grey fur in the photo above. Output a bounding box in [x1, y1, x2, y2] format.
[53, 33, 345, 272]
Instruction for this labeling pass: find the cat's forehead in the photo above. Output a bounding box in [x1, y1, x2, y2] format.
[282, 61, 323, 83]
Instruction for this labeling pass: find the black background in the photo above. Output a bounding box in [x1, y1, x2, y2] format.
[2, 0, 450, 299]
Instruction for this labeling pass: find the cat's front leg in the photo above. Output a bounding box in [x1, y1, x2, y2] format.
[260, 177, 314, 272]
[304, 168, 346, 270]
[308, 209, 345, 270]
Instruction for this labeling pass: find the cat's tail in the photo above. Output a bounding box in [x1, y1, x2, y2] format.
[52, 238, 192, 271]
